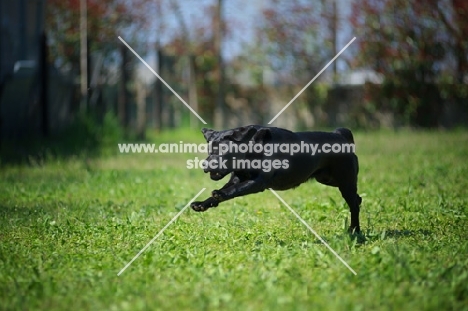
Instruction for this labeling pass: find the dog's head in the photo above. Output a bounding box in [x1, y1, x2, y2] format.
[201, 125, 270, 180]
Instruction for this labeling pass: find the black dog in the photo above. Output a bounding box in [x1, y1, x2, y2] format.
[190, 125, 362, 233]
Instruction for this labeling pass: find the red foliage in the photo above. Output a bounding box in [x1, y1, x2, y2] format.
[351, 0, 468, 126]
[254, 0, 324, 83]
[46, 0, 151, 70]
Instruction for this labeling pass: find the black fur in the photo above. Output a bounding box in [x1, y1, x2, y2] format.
[190, 125, 362, 233]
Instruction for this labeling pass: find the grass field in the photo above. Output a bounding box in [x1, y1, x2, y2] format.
[1, 129, 467, 310]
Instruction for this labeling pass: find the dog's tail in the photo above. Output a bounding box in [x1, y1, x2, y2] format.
[334, 127, 354, 144]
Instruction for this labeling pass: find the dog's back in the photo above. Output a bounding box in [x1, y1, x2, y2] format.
[334, 127, 354, 144]
[192, 125, 362, 233]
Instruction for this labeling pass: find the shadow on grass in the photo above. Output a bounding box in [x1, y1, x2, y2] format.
[354, 228, 433, 244]
[260, 227, 433, 247]
[294, 229, 434, 245]
[0, 204, 57, 228]
[0, 112, 141, 166]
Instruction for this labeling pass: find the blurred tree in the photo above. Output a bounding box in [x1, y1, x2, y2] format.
[322, 0, 339, 81]
[46, 0, 148, 73]
[436, 0, 468, 83]
[213, 0, 225, 130]
[169, 0, 200, 129]
[46, 0, 151, 131]
[167, 41, 218, 126]
[252, 0, 331, 85]
[162, 2, 227, 126]
[351, 0, 468, 126]
[233, 0, 333, 127]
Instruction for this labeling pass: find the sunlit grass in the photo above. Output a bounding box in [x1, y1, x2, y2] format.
[1, 129, 467, 310]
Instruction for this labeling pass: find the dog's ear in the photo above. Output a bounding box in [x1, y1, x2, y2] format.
[252, 128, 271, 143]
[224, 126, 257, 142]
[202, 128, 216, 142]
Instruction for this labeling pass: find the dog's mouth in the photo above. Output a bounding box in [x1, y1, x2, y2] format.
[209, 171, 225, 180]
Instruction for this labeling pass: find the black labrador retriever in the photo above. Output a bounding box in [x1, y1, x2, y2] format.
[190, 125, 362, 233]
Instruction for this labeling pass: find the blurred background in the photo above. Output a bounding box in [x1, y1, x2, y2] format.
[1, 0, 467, 157]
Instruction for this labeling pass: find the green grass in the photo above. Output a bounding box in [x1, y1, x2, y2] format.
[1, 129, 467, 310]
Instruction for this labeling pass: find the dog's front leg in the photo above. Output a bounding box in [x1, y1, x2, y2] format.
[191, 177, 267, 212]
[216, 173, 242, 191]
[213, 171, 253, 194]
[190, 196, 219, 211]
[190, 174, 240, 212]
[211, 177, 267, 202]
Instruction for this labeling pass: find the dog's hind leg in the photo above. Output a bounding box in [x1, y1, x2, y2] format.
[339, 184, 362, 234]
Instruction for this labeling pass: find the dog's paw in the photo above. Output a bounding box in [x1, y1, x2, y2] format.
[211, 190, 224, 200]
[190, 201, 207, 212]
[347, 226, 361, 235]
[190, 198, 219, 212]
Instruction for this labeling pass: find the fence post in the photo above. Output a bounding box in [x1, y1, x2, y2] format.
[153, 48, 163, 131]
[40, 32, 49, 137]
[118, 45, 130, 132]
